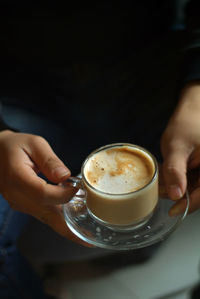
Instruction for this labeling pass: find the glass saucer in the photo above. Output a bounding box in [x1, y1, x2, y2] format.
[63, 191, 189, 251]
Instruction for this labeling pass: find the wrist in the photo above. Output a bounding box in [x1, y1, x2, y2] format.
[170, 83, 200, 124]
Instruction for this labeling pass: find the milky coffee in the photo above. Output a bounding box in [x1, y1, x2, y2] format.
[82, 144, 158, 226]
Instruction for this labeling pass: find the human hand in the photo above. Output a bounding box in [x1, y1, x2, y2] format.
[161, 83, 200, 216]
[0, 130, 90, 246]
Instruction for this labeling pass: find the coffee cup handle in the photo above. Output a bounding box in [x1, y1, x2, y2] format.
[59, 176, 85, 200]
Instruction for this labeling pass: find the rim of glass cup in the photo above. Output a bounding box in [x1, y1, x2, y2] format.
[81, 143, 158, 197]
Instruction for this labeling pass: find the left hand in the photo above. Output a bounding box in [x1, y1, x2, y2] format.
[161, 83, 200, 216]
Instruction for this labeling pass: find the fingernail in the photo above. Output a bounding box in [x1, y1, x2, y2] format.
[169, 185, 183, 200]
[53, 167, 70, 179]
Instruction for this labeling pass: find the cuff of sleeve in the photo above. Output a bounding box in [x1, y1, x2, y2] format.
[180, 49, 200, 85]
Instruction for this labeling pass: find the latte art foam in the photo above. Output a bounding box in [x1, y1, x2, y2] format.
[84, 146, 154, 194]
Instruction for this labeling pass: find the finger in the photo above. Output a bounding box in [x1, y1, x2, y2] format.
[169, 187, 200, 216]
[187, 168, 200, 193]
[16, 162, 79, 205]
[24, 136, 71, 183]
[169, 197, 188, 216]
[162, 144, 190, 200]
[187, 188, 200, 213]
[188, 147, 200, 169]
[8, 148, 78, 205]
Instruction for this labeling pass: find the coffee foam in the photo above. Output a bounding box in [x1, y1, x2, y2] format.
[84, 146, 154, 194]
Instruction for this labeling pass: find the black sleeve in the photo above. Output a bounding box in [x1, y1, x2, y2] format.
[181, 0, 200, 84]
[0, 118, 11, 131]
[0, 102, 17, 132]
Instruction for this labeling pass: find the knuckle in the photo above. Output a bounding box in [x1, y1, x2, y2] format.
[42, 156, 62, 175]
[43, 156, 56, 168]
[165, 165, 179, 172]
[165, 165, 182, 177]
[165, 140, 178, 151]
[32, 135, 47, 145]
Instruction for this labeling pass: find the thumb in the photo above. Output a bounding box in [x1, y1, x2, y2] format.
[27, 136, 71, 183]
[162, 145, 189, 200]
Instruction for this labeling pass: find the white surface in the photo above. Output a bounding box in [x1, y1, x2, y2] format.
[50, 210, 200, 299]
[112, 211, 200, 299]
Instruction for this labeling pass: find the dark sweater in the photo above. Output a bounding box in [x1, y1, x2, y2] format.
[0, 0, 200, 133]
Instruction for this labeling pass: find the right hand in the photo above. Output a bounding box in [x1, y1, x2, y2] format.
[161, 83, 200, 216]
[0, 130, 89, 246]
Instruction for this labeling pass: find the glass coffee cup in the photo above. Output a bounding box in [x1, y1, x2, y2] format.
[63, 143, 158, 230]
